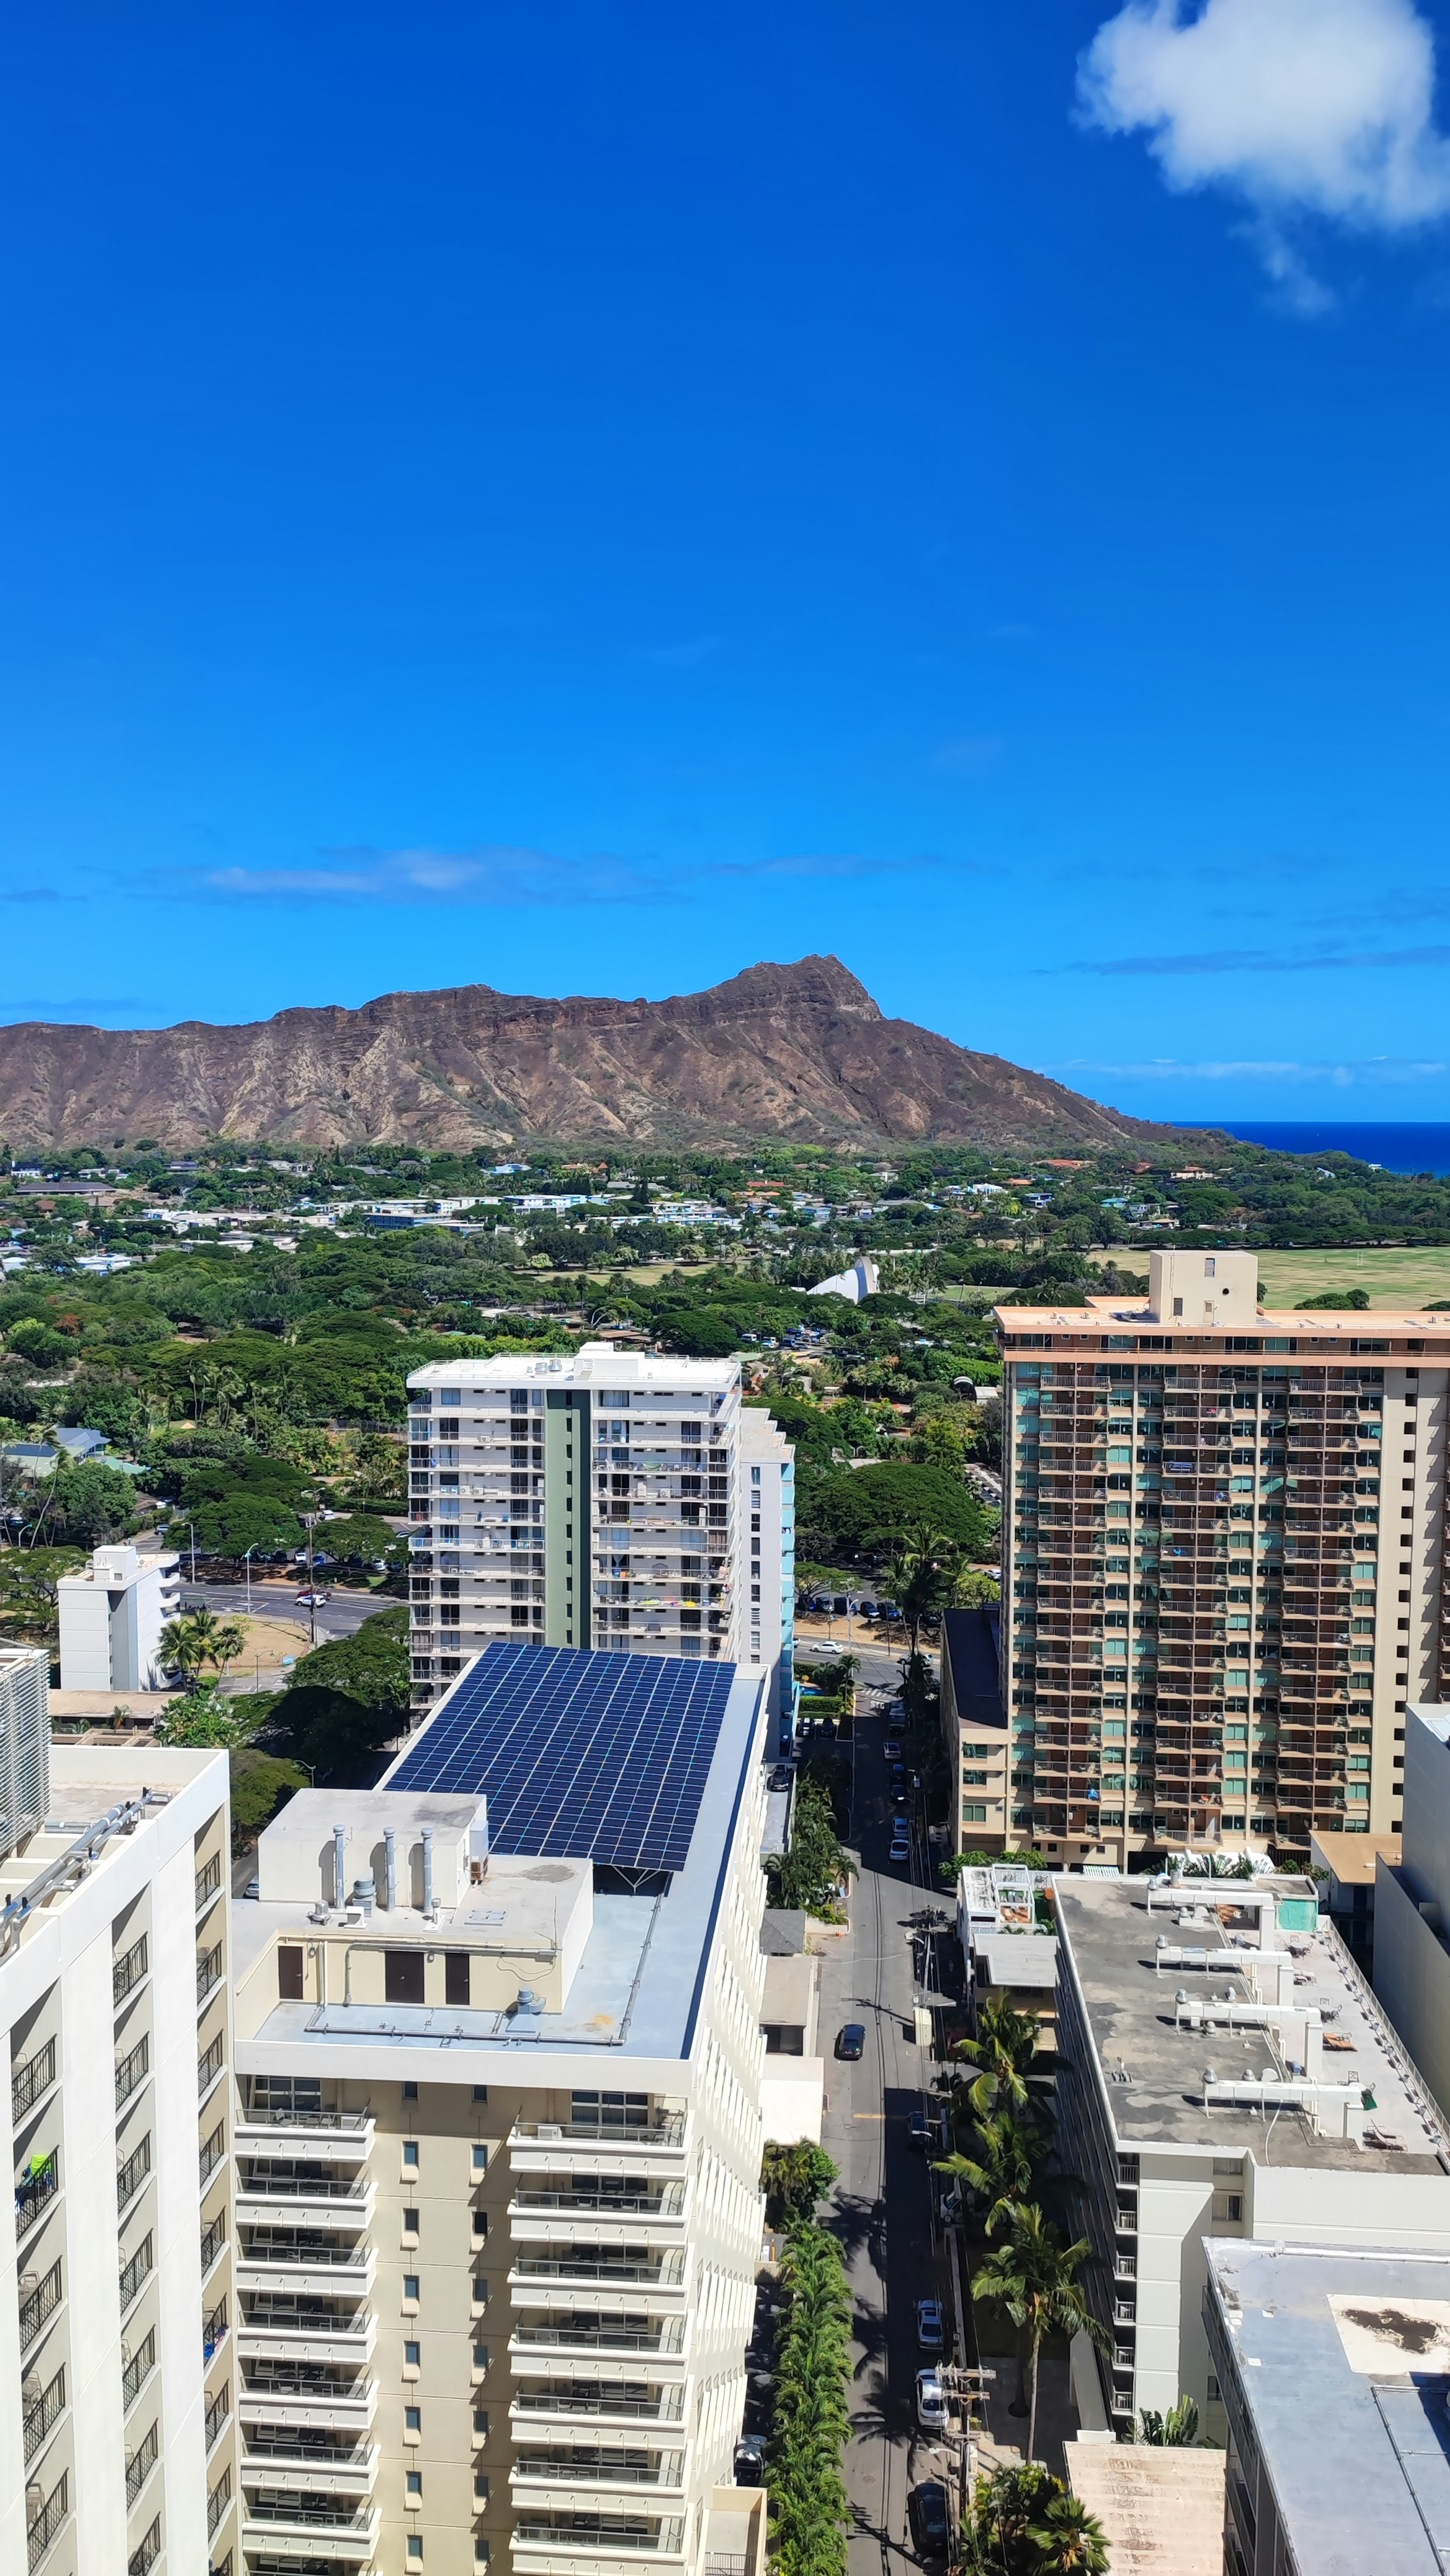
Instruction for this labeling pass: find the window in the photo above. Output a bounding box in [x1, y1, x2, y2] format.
[406, 2406, 422, 2433]
[409, 2539, 424, 2561]
[403, 2207, 421, 2236]
[963, 1802, 988, 1825]
[404, 2275, 420, 2302]
[405, 2340, 421, 2366]
[407, 2472, 423, 2499]
[403, 2140, 420, 2167]
[472, 2144, 488, 2173]
[473, 2085, 488, 2103]
[475, 2474, 491, 2503]
[403, 2081, 419, 2101]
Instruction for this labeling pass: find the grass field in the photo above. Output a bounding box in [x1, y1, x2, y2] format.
[1095, 1244, 1450, 1309]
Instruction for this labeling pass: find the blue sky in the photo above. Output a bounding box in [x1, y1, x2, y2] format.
[5, 0, 1450, 1122]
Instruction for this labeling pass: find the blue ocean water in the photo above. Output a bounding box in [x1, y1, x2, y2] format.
[1177, 1122, 1450, 1177]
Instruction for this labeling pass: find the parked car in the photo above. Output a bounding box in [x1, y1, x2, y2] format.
[889, 1836, 911, 1864]
[244, 1877, 261, 1901]
[907, 2108, 934, 2152]
[883, 1739, 902, 1760]
[916, 2369, 949, 2432]
[915, 2297, 945, 2351]
[295, 1589, 331, 1606]
[767, 1765, 792, 1791]
[909, 2480, 951, 2559]
[733, 2436, 766, 2487]
[835, 2023, 866, 2061]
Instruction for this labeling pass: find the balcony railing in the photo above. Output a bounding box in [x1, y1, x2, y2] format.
[201, 2119, 227, 2186]
[113, 1934, 149, 2006]
[125, 2420, 159, 2506]
[119, 2232, 153, 2314]
[199, 2032, 226, 2098]
[515, 2451, 682, 2487]
[23, 2365, 65, 2463]
[197, 1940, 225, 2007]
[513, 2190, 684, 2218]
[202, 2212, 228, 2276]
[244, 2497, 374, 2532]
[208, 2471, 232, 2539]
[516, 2388, 683, 2423]
[15, 2153, 59, 2235]
[127, 2516, 160, 2576]
[206, 2380, 232, 2452]
[238, 2106, 371, 2135]
[196, 1852, 223, 1914]
[239, 2172, 370, 2201]
[19, 2259, 62, 2351]
[514, 2319, 685, 2356]
[515, 2514, 684, 2554]
[241, 2233, 367, 2266]
[514, 2253, 684, 2286]
[115, 2036, 149, 2110]
[117, 2135, 151, 2215]
[513, 2115, 685, 2147]
[123, 2328, 157, 2410]
[27, 2471, 68, 2574]
[12, 2037, 56, 2124]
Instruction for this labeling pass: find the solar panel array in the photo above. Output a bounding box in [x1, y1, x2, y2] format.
[388, 1641, 737, 1872]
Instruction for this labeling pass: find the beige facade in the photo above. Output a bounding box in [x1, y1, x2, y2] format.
[996, 1283, 1450, 1865]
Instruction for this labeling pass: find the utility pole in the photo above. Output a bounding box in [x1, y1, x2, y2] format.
[243, 1546, 254, 1615]
[302, 1513, 318, 1646]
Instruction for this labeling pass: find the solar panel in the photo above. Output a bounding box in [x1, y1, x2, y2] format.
[387, 1642, 737, 1873]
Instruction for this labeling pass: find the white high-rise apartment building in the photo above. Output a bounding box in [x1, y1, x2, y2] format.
[57, 1543, 182, 1695]
[0, 1646, 49, 1860]
[228, 1639, 771, 2576]
[405, 1346, 792, 1716]
[736, 1411, 794, 1723]
[0, 1736, 238, 2576]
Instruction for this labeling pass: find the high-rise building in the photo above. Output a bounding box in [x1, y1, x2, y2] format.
[404, 1346, 792, 1718]
[1367, 1701, 1450, 2115]
[229, 1639, 770, 2576]
[0, 1645, 49, 1860]
[0, 1743, 237, 2576]
[1053, 1866, 1450, 2442]
[57, 1542, 182, 1695]
[737, 1409, 794, 1722]
[996, 1249, 1446, 1868]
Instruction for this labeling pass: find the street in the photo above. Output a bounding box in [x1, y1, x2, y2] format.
[813, 1688, 962, 2576]
[179, 1578, 396, 1645]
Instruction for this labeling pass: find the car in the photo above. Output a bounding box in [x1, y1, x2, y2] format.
[294, 1588, 331, 1606]
[244, 1877, 261, 1901]
[889, 1836, 912, 1864]
[733, 2435, 766, 2487]
[915, 2296, 945, 2351]
[835, 2023, 866, 2061]
[908, 2109, 934, 2153]
[883, 1739, 902, 1760]
[892, 1764, 906, 1782]
[909, 2480, 951, 2559]
[892, 1785, 909, 1807]
[767, 1765, 792, 1791]
[916, 2369, 949, 2433]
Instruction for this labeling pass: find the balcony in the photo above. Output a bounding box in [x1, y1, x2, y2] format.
[235, 2111, 374, 2162]
[241, 2436, 380, 2499]
[238, 2235, 377, 2298]
[238, 2305, 378, 2368]
[513, 2387, 685, 2428]
[238, 2165, 375, 2213]
[240, 2498, 380, 2564]
[15, 2152, 59, 2238]
[12, 2037, 56, 2125]
[512, 2251, 685, 2290]
[511, 2188, 685, 2223]
[512, 2512, 686, 2570]
[511, 2318, 686, 2360]
[241, 2375, 379, 2435]
[512, 2449, 686, 2493]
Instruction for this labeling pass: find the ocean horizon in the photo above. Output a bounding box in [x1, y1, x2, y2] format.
[1174, 1121, 1450, 1177]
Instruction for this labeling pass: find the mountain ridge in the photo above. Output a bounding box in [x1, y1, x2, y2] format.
[0, 956, 1173, 1152]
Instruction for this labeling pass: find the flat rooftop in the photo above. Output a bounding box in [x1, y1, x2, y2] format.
[407, 1342, 738, 1390]
[993, 1300, 1450, 1352]
[1055, 1877, 1450, 2170]
[233, 1655, 768, 2077]
[0, 1747, 225, 1955]
[1206, 2238, 1450, 2573]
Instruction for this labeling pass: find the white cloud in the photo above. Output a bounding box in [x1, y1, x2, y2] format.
[1046, 1054, 1448, 1085]
[148, 844, 944, 910]
[1078, 0, 1450, 294]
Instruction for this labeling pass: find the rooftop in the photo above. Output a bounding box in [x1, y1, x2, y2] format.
[994, 1298, 1450, 1352]
[233, 1650, 769, 2077]
[1205, 2237, 1450, 2574]
[1064, 2442, 1224, 2576]
[1055, 1875, 1450, 2169]
[0, 1747, 225, 1960]
[407, 1341, 739, 1392]
[1311, 1828, 1402, 1890]
[941, 1605, 1007, 1734]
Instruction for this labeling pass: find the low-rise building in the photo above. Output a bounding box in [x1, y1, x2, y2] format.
[0, 1743, 237, 2576]
[758, 1911, 822, 2146]
[1203, 2235, 1450, 2574]
[1372, 1701, 1450, 2118]
[229, 1639, 771, 2576]
[738, 1408, 794, 1723]
[1052, 1866, 1450, 2441]
[57, 1542, 182, 1694]
[1310, 1823, 1400, 1976]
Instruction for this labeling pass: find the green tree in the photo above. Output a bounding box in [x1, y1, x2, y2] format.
[936, 2108, 1040, 2237]
[972, 2205, 1109, 2462]
[944, 1997, 1046, 2123]
[41, 1460, 139, 1547]
[1024, 2492, 1111, 2573]
[767, 2224, 854, 2576]
[761, 2141, 839, 2227]
[157, 1684, 255, 1749]
[1137, 2394, 1200, 2446]
[765, 1774, 855, 1919]
[230, 1746, 308, 1839]
[961, 2463, 1060, 2575]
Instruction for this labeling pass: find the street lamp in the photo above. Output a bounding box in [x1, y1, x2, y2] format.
[242, 1545, 254, 1616]
[300, 1513, 319, 1646]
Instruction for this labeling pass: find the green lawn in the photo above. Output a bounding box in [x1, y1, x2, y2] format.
[1253, 1246, 1450, 1309]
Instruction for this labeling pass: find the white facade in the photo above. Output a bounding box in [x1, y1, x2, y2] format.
[57, 1544, 182, 1695]
[737, 1410, 794, 1724]
[404, 1345, 790, 1713]
[0, 1745, 237, 2576]
[1146, 1247, 1259, 1327]
[0, 1647, 48, 1861]
[1373, 1702, 1450, 2119]
[807, 1258, 878, 1304]
[228, 1655, 772, 2576]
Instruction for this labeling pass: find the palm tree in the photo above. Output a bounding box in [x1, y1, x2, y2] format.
[972, 2203, 1109, 2462]
[944, 1997, 1044, 2123]
[1025, 2491, 1111, 2573]
[1137, 2394, 1200, 2445]
[935, 2107, 1038, 2237]
[159, 1614, 210, 1682]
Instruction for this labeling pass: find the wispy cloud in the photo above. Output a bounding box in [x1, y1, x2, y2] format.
[1077, 0, 1450, 307]
[1048, 942, 1450, 977]
[0, 996, 158, 1019]
[147, 844, 949, 910]
[0, 887, 79, 904]
[1047, 1053, 1449, 1086]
